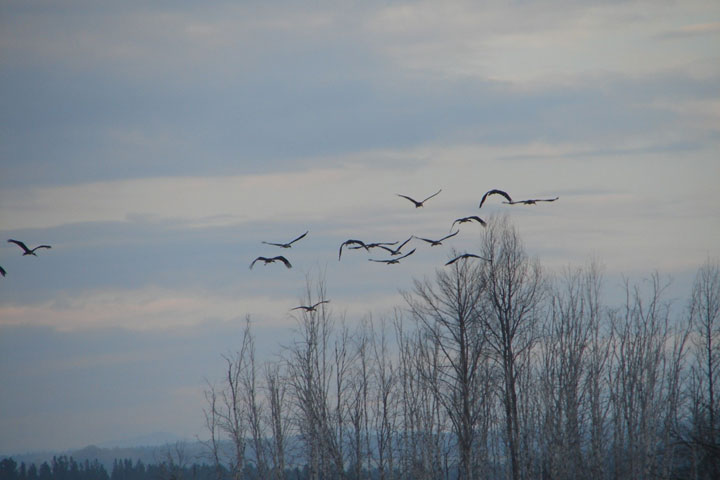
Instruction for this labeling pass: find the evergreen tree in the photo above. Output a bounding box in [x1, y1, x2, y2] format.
[37, 463, 51, 480]
[0, 459, 18, 480]
[26, 464, 38, 480]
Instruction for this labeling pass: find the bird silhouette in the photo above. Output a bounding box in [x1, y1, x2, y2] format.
[377, 237, 413, 256]
[369, 248, 416, 264]
[262, 231, 308, 248]
[396, 189, 442, 208]
[445, 253, 489, 266]
[291, 300, 330, 312]
[414, 230, 459, 247]
[8, 239, 52, 256]
[0, 265, 6, 277]
[478, 189, 512, 208]
[249, 256, 292, 269]
[349, 240, 398, 251]
[503, 197, 559, 205]
[339, 239, 369, 260]
[451, 216, 487, 230]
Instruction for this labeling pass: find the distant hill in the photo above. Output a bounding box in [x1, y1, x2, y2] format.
[2, 436, 212, 471]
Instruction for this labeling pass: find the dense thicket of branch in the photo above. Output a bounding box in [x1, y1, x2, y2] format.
[202, 224, 718, 480]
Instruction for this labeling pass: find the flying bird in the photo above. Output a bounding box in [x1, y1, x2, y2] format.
[262, 230, 308, 248]
[378, 236, 413, 256]
[414, 230, 459, 247]
[369, 248, 416, 265]
[451, 216, 487, 230]
[503, 197, 559, 205]
[339, 239, 369, 260]
[249, 256, 292, 269]
[396, 189, 442, 208]
[478, 189, 512, 208]
[349, 240, 399, 250]
[445, 253, 489, 266]
[7, 239, 52, 256]
[0, 265, 6, 277]
[291, 300, 330, 312]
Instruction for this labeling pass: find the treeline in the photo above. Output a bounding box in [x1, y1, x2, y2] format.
[0, 456, 337, 480]
[201, 218, 720, 480]
[0, 457, 107, 480]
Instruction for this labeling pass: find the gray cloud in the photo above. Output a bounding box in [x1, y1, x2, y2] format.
[3, 1, 718, 188]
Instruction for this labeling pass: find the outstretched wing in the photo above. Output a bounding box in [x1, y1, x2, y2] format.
[261, 241, 286, 247]
[479, 189, 512, 208]
[249, 257, 267, 269]
[397, 248, 416, 261]
[421, 189, 442, 203]
[380, 236, 413, 255]
[288, 230, 309, 245]
[439, 230, 459, 242]
[0, 265, 6, 277]
[34, 245, 52, 250]
[397, 237, 413, 250]
[339, 239, 366, 260]
[377, 245, 395, 254]
[445, 253, 483, 266]
[413, 236, 434, 244]
[396, 194, 419, 206]
[273, 256, 292, 268]
[445, 255, 463, 266]
[367, 240, 399, 248]
[505, 196, 558, 205]
[311, 300, 330, 309]
[468, 216, 487, 227]
[8, 239, 30, 253]
[454, 216, 486, 229]
[291, 305, 311, 311]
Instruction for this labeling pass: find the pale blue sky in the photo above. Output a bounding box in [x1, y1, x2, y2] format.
[1, 0, 719, 453]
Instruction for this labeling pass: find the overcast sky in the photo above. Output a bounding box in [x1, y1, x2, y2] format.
[1, 0, 719, 454]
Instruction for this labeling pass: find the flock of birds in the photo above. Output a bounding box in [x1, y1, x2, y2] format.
[249, 188, 558, 310]
[1, 188, 557, 311]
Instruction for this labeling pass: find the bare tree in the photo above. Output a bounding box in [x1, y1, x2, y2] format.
[346, 319, 372, 480]
[394, 317, 449, 480]
[537, 262, 605, 480]
[607, 273, 688, 479]
[238, 320, 270, 479]
[285, 274, 346, 479]
[369, 315, 399, 480]
[264, 361, 290, 480]
[206, 318, 254, 480]
[157, 442, 189, 480]
[480, 216, 545, 480]
[201, 380, 225, 480]
[402, 248, 491, 480]
[686, 258, 720, 478]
